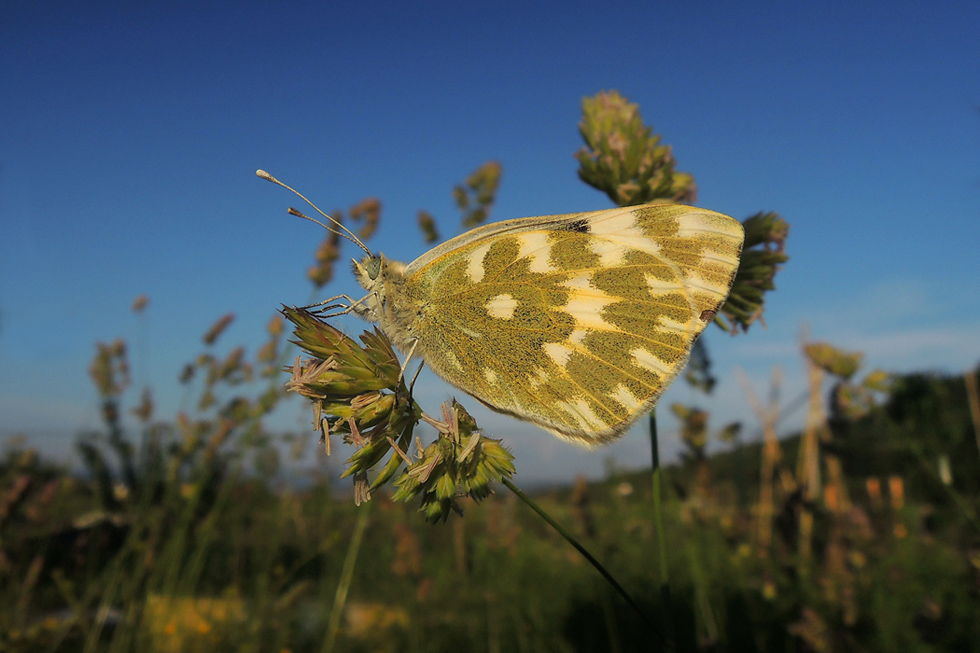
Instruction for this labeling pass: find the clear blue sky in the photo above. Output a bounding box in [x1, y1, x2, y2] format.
[2, 1, 979, 483]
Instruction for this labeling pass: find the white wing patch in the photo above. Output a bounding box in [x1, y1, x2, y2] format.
[568, 328, 589, 346]
[466, 242, 493, 283]
[586, 207, 663, 265]
[588, 238, 629, 266]
[561, 277, 617, 330]
[588, 207, 638, 236]
[486, 293, 517, 320]
[644, 273, 684, 293]
[611, 384, 643, 412]
[544, 342, 574, 367]
[516, 232, 555, 273]
[681, 271, 730, 296]
[559, 399, 607, 431]
[632, 347, 672, 375]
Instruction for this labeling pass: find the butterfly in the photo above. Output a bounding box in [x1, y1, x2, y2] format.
[259, 171, 744, 446]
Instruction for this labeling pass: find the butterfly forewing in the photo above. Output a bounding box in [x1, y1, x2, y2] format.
[391, 203, 743, 445]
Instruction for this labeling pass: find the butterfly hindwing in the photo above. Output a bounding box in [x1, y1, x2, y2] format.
[378, 203, 743, 445]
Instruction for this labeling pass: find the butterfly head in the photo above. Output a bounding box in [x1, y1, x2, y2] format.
[353, 253, 408, 287]
[351, 253, 410, 326]
[353, 253, 383, 289]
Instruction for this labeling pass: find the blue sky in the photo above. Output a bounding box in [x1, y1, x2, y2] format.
[2, 1, 979, 483]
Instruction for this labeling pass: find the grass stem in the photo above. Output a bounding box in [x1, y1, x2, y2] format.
[323, 503, 371, 653]
[649, 409, 675, 652]
[501, 477, 660, 647]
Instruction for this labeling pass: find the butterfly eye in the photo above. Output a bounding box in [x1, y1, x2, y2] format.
[366, 257, 382, 280]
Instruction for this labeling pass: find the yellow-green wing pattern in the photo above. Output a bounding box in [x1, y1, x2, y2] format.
[399, 204, 744, 445]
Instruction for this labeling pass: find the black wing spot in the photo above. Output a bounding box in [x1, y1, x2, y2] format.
[565, 219, 590, 234]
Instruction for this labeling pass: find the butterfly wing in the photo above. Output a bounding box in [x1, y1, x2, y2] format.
[401, 204, 744, 445]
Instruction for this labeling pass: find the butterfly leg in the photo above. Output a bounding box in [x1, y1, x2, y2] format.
[408, 361, 424, 396]
[300, 294, 354, 311]
[300, 293, 371, 319]
[397, 339, 419, 382]
[397, 338, 420, 388]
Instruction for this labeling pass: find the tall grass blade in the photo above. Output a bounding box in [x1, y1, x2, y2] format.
[323, 503, 371, 653]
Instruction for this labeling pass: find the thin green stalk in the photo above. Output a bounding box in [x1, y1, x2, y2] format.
[649, 409, 675, 652]
[686, 533, 718, 646]
[323, 503, 371, 653]
[501, 478, 661, 647]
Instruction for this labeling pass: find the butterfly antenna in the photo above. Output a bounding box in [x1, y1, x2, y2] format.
[256, 169, 372, 256]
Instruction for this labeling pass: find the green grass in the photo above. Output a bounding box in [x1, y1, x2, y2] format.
[3, 365, 979, 653]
